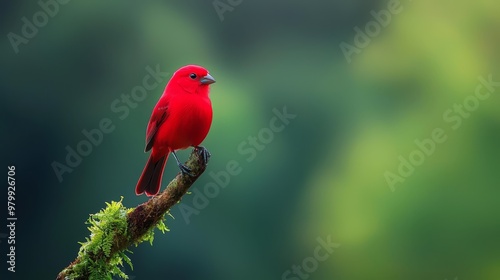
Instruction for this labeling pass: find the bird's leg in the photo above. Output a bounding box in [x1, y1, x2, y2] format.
[171, 151, 193, 176]
[195, 146, 211, 165]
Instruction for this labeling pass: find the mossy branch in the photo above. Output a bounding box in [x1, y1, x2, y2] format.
[56, 149, 208, 280]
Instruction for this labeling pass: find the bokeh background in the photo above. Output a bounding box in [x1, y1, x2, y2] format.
[1, 0, 500, 279]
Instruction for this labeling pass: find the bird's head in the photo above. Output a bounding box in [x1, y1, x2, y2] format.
[170, 65, 215, 95]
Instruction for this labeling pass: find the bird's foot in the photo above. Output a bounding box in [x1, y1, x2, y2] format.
[178, 163, 194, 177]
[172, 151, 194, 176]
[195, 146, 211, 165]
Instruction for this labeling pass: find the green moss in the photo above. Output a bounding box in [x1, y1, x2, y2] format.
[135, 211, 170, 247]
[67, 197, 169, 280]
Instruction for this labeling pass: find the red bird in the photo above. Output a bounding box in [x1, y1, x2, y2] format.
[135, 65, 215, 196]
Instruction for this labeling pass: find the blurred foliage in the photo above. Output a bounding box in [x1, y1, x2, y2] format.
[1, 0, 500, 279]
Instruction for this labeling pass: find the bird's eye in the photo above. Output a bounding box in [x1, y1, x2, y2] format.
[189, 73, 197, 79]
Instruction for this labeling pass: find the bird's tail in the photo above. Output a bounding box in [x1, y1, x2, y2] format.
[135, 153, 169, 196]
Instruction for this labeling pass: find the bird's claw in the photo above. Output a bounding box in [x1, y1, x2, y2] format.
[178, 163, 194, 177]
[196, 146, 211, 165]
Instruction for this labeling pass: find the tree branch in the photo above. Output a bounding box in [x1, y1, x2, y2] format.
[56, 148, 208, 280]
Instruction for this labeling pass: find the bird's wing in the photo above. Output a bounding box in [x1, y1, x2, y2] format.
[145, 103, 169, 152]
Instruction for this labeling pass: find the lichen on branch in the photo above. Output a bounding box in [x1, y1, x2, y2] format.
[56, 148, 209, 280]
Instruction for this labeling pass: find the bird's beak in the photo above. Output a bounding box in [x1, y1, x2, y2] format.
[200, 74, 216, 85]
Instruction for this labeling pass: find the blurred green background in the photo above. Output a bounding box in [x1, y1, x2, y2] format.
[1, 0, 500, 279]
